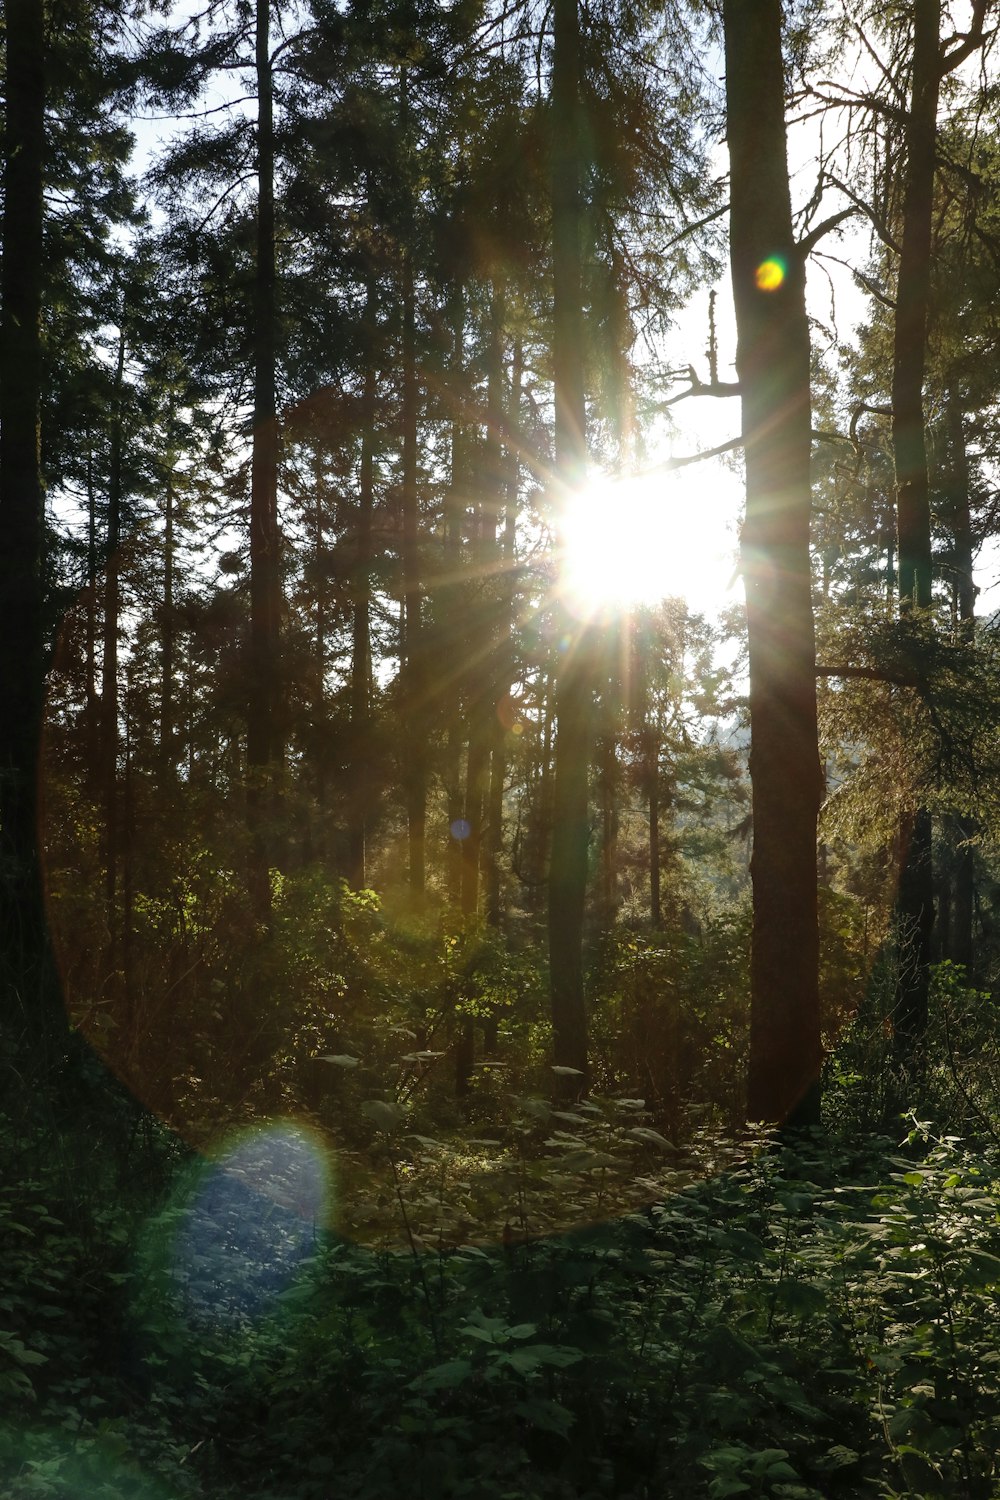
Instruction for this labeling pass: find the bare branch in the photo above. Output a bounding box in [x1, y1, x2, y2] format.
[645, 435, 745, 474]
[798, 206, 862, 257]
[822, 172, 901, 253]
[654, 365, 741, 410]
[940, 0, 996, 74]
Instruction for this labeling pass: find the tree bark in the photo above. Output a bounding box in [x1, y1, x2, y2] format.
[443, 286, 467, 911]
[893, 0, 940, 613]
[547, 0, 591, 1084]
[160, 466, 176, 781]
[102, 323, 127, 967]
[348, 273, 377, 887]
[890, 0, 943, 1059]
[724, 0, 822, 1127]
[0, 0, 48, 1029]
[400, 248, 426, 900]
[944, 389, 976, 973]
[485, 336, 522, 931]
[247, 0, 282, 918]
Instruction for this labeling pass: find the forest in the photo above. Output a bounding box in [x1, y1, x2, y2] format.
[4, 0, 1000, 1495]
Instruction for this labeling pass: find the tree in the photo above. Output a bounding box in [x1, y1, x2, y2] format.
[547, 0, 592, 1084]
[723, 0, 823, 1127]
[0, 0, 50, 1046]
[885, 0, 992, 1061]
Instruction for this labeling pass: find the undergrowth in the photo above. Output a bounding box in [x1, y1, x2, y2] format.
[4, 1091, 1000, 1500]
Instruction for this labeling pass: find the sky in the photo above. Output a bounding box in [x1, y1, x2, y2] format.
[114, 0, 999, 626]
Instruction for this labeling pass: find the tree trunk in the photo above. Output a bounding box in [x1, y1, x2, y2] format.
[547, 0, 590, 1084]
[348, 274, 377, 887]
[724, 0, 822, 1127]
[893, 0, 939, 613]
[443, 287, 466, 911]
[398, 70, 425, 904]
[944, 389, 976, 973]
[247, 0, 282, 918]
[890, 0, 942, 1059]
[0, 0, 50, 1042]
[485, 337, 522, 930]
[160, 467, 176, 780]
[648, 733, 662, 929]
[86, 445, 100, 784]
[400, 252, 425, 901]
[102, 324, 127, 969]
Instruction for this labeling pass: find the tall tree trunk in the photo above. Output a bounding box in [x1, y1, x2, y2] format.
[247, 0, 282, 918]
[547, 0, 590, 1084]
[400, 247, 425, 901]
[443, 286, 466, 911]
[944, 388, 977, 972]
[890, 0, 942, 1059]
[461, 283, 505, 924]
[724, 0, 822, 1127]
[893, 0, 939, 615]
[598, 729, 618, 928]
[0, 0, 50, 1043]
[348, 273, 377, 887]
[102, 324, 126, 970]
[456, 288, 507, 1095]
[160, 467, 176, 780]
[85, 444, 100, 787]
[485, 336, 522, 931]
[647, 731, 662, 929]
[398, 70, 426, 903]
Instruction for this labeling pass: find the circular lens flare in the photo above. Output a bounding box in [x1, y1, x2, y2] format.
[755, 256, 786, 291]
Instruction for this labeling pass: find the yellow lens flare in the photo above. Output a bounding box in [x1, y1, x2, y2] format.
[754, 256, 786, 291]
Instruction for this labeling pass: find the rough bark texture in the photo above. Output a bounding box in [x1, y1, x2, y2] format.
[348, 276, 377, 887]
[724, 0, 822, 1127]
[890, 0, 942, 1059]
[0, 0, 52, 1038]
[102, 326, 127, 963]
[247, 0, 282, 916]
[943, 390, 976, 974]
[160, 469, 176, 779]
[547, 0, 590, 1084]
[893, 0, 940, 613]
[400, 266, 426, 899]
[485, 338, 522, 930]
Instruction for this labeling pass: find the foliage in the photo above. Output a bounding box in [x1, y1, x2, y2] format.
[8, 1092, 1000, 1499]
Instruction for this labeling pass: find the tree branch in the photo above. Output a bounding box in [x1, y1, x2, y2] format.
[816, 663, 918, 687]
[940, 0, 996, 75]
[797, 206, 863, 258]
[645, 434, 745, 474]
[655, 365, 741, 409]
[822, 172, 901, 253]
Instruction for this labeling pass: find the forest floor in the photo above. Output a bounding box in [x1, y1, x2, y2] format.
[4, 1083, 1000, 1500]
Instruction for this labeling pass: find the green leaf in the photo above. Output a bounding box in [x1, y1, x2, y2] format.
[322, 1054, 360, 1067]
[522, 1343, 584, 1368]
[512, 1398, 574, 1437]
[627, 1127, 673, 1148]
[361, 1099, 405, 1132]
[409, 1360, 473, 1391]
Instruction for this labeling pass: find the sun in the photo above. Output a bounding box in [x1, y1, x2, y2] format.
[558, 469, 737, 618]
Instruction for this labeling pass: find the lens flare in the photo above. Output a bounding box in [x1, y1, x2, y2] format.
[145, 1120, 334, 1330]
[559, 471, 734, 617]
[755, 257, 786, 291]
